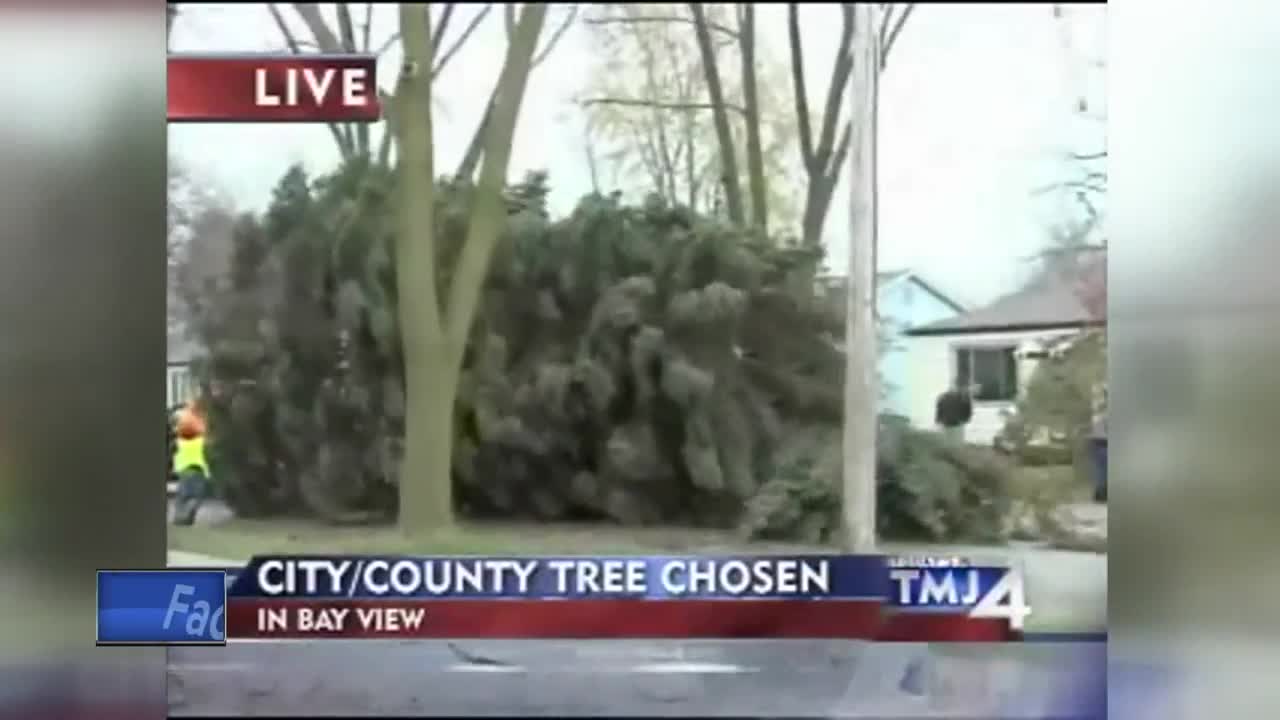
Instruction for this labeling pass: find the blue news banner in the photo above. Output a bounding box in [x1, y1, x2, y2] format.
[96, 570, 228, 645]
[96, 556, 1037, 642]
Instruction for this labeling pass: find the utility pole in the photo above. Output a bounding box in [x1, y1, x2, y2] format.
[842, 3, 880, 553]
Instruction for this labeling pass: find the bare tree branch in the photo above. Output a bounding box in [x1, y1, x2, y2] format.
[288, 5, 357, 151]
[374, 33, 401, 56]
[583, 13, 738, 38]
[336, 3, 357, 50]
[1076, 191, 1100, 223]
[455, 91, 496, 182]
[335, 4, 369, 156]
[455, 5, 572, 181]
[880, 4, 915, 68]
[1032, 180, 1107, 196]
[583, 119, 601, 193]
[787, 4, 815, 171]
[360, 2, 374, 51]
[443, 2, 551, 356]
[878, 5, 893, 53]
[634, 9, 680, 205]
[266, 4, 304, 52]
[689, 2, 745, 226]
[580, 97, 749, 115]
[813, 4, 856, 173]
[291, 3, 343, 52]
[738, 2, 768, 232]
[433, 3, 456, 58]
[435, 5, 491, 77]
[831, 120, 853, 183]
[267, 4, 352, 158]
[532, 5, 578, 67]
[377, 89, 396, 167]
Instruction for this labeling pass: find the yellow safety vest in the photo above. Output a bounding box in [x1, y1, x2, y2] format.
[173, 435, 210, 477]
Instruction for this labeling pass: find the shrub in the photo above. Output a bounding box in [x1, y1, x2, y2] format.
[741, 418, 1014, 544]
[997, 331, 1105, 465]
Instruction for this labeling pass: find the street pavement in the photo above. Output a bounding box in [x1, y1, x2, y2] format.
[167, 635, 1103, 717]
[166, 529, 1107, 717]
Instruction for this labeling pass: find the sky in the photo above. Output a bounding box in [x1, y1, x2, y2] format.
[169, 3, 1106, 306]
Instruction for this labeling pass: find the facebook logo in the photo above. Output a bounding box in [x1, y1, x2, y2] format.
[97, 570, 227, 645]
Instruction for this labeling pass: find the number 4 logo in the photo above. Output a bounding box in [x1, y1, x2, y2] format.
[970, 567, 1032, 631]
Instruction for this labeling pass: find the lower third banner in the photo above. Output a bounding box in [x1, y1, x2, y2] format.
[96, 570, 227, 645]
[225, 598, 1015, 641]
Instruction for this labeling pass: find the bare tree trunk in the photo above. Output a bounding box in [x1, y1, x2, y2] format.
[395, 3, 451, 534]
[396, 3, 549, 535]
[737, 4, 767, 234]
[842, 3, 880, 553]
[689, 3, 745, 227]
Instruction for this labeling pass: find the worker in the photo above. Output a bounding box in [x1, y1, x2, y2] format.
[175, 398, 207, 438]
[1088, 382, 1107, 502]
[935, 382, 976, 444]
[171, 400, 212, 526]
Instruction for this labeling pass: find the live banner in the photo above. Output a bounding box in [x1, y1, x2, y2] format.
[168, 54, 380, 123]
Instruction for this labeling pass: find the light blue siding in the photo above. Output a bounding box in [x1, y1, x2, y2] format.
[878, 277, 961, 417]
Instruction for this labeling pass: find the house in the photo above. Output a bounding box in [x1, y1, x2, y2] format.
[167, 332, 201, 408]
[817, 270, 967, 417]
[901, 260, 1105, 445]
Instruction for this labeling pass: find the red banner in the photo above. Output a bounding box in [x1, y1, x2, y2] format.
[168, 54, 380, 123]
[227, 599, 1017, 641]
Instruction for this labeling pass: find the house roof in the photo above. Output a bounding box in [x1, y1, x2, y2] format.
[816, 270, 967, 313]
[877, 269, 968, 313]
[906, 260, 1103, 336]
[876, 269, 908, 285]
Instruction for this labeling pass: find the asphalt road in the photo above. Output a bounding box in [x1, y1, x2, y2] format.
[168, 637, 1106, 717]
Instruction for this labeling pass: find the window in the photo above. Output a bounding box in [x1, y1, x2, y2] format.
[954, 346, 1018, 402]
[169, 367, 193, 407]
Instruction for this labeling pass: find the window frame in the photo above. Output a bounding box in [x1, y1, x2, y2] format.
[168, 364, 193, 407]
[950, 343, 1019, 404]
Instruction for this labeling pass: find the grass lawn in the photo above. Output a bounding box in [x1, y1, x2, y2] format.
[1007, 463, 1095, 507]
[169, 463, 1105, 632]
[170, 463, 1098, 561]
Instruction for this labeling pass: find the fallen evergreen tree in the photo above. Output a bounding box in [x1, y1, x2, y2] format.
[189, 163, 1009, 541]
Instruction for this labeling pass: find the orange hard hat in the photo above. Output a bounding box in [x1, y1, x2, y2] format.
[175, 409, 205, 439]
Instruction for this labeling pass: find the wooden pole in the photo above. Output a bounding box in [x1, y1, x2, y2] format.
[842, 3, 881, 552]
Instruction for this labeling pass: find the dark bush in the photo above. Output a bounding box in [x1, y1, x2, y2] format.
[190, 162, 1015, 542]
[742, 418, 1014, 544]
[997, 331, 1105, 466]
